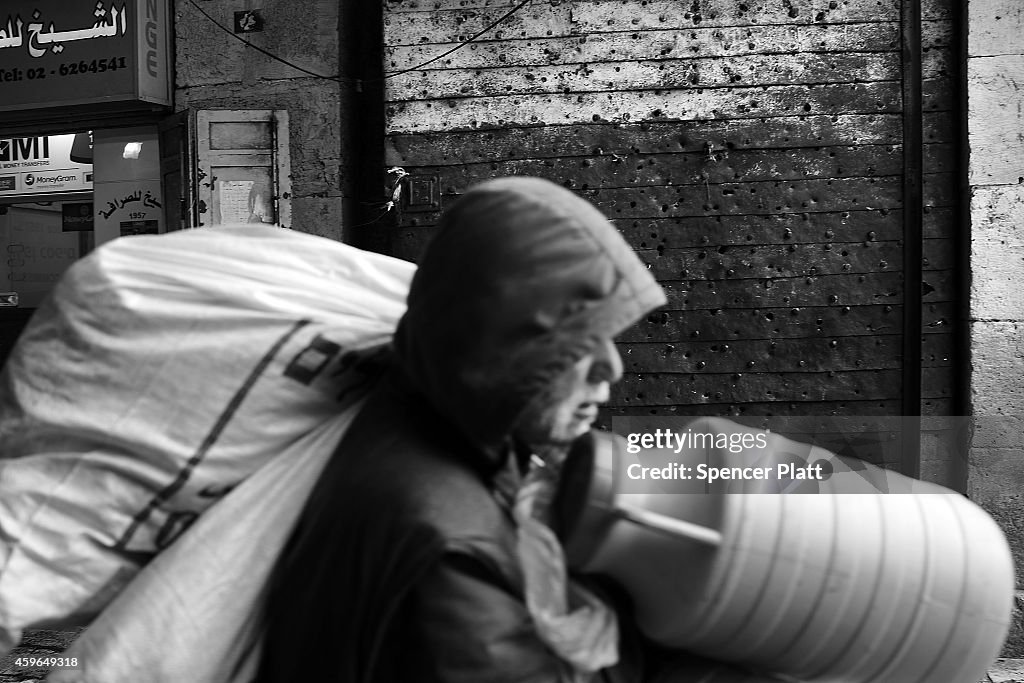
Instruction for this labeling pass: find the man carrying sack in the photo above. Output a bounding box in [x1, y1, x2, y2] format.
[254, 177, 778, 682]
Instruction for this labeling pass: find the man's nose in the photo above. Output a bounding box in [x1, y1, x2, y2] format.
[597, 338, 624, 385]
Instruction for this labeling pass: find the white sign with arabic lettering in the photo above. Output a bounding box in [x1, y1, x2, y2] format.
[94, 179, 164, 246]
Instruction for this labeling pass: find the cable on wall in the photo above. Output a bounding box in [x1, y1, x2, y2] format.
[382, 0, 533, 79]
[183, 0, 534, 86]
[183, 0, 357, 84]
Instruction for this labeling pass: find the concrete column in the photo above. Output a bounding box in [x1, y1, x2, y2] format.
[967, 0, 1024, 591]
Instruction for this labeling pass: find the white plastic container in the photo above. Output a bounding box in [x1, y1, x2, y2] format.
[557, 429, 1015, 683]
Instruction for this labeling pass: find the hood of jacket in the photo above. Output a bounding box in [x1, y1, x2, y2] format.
[393, 176, 667, 467]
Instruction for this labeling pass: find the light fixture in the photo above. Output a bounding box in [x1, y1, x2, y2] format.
[123, 142, 143, 159]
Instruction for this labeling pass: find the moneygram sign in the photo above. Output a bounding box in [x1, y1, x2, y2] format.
[25, 171, 81, 188]
[0, 0, 170, 112]
[0, 134, 92, 198]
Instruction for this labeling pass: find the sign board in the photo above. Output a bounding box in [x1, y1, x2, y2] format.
[62, 201, 94, 231]
[0, 134, 93, 198]
[94, 178, 163, 244]
[0, 0, 171, 112]
[119, 218, 158, 236]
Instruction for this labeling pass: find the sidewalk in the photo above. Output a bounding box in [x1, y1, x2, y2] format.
[983, 660, 1024, 683]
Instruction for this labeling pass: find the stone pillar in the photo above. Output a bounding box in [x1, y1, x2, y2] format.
[967, 0, 1024, 613]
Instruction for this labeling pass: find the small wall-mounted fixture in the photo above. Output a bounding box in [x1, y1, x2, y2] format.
[234, 10, 263, 33]
[123, 142, 143, 159]
[404, 175, 440, 212]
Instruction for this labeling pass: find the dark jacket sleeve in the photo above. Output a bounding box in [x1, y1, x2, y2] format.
[390, 551, 645, 683]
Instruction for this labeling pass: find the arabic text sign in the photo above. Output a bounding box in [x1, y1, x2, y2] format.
[0, 134, 93, 198]
[0, 0, 170, 111]
[94, 179, 163, 245]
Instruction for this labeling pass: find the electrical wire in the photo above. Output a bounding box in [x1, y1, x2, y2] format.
[347, 207, 395, 229]
[183, 0, 535, 85]
[383, 0, 533, 79]
[183, 0, 358, 84]
[181, 1, 534, 220]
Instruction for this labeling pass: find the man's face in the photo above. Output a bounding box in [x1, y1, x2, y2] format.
[514, 337, 624, 448]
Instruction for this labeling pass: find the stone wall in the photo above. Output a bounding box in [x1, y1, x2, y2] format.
[967, 0, 1024, 582]
[966, 0, 1024, 657]
[172, 0, 352, 240]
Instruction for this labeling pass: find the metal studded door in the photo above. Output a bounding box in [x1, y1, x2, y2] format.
[381, 0, 962, 487]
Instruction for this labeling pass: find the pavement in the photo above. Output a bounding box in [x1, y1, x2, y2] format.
[983, 660, 1024, 683]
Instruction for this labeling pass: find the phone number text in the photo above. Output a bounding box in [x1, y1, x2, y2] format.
[0, 57, 129, 83]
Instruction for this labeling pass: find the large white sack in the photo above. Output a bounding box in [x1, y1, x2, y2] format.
[46, 408, 356, 683]
[0, 225, 414, 654]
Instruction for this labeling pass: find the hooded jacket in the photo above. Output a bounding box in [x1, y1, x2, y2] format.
[255, 177, 667, 683]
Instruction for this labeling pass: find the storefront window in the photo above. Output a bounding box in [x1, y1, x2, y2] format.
[1, 203, 91, 309]
[0, 132, 94, 309]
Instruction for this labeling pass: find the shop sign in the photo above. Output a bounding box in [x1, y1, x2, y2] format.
[62, 201, 94, 231]
[0, 133, 93, 198]
[0, 0, 170, 112]
[94, 178, 163, 244]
